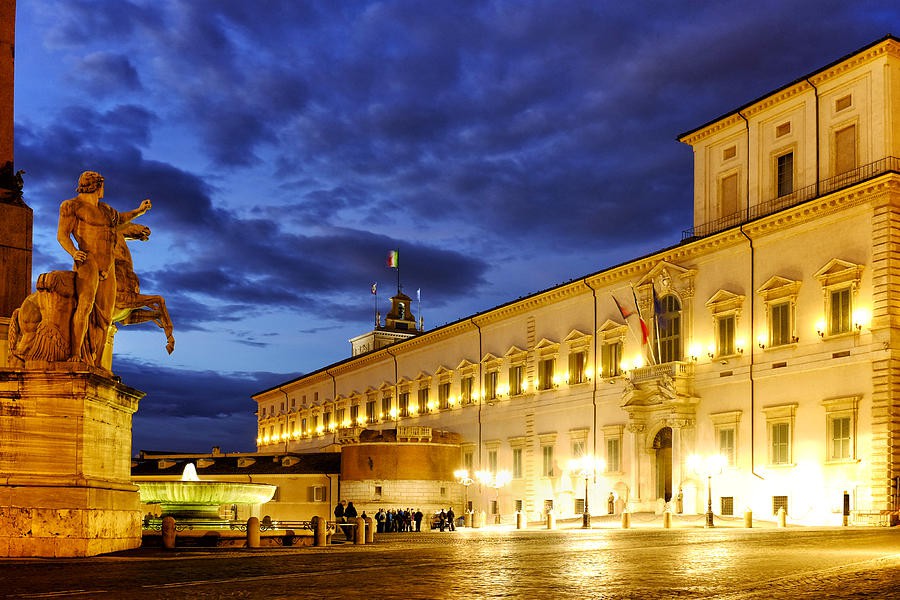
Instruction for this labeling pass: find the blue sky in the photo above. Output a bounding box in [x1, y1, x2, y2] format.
[11, 1, 898, 453]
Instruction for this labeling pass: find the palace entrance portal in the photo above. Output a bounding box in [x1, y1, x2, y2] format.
[653, 427, 673, 502]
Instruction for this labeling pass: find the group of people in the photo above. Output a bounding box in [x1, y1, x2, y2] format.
[335, 502, 461, 534]
[333, 499, 359, 540]
[374, 507, 423, 532]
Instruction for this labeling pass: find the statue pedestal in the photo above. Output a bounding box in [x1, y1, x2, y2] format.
[0, 364, 144, 557]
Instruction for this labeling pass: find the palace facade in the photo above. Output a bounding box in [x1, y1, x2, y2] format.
[253, 37, 900, 525]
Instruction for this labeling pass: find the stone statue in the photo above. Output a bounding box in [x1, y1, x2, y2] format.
[56, 171, 152, 367]
[0, 160, 25, 205]
[7, 171, 173, 371]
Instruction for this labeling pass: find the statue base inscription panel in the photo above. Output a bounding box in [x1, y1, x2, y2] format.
[0, 365, 144, 557]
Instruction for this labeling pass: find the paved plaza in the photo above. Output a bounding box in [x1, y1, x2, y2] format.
[0, 526, 898, 599]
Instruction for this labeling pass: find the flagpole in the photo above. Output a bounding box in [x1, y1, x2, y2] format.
[373, 283, 378, 327]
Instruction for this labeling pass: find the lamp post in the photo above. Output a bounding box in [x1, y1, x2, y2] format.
[476, 469, 511, 524]
[567, 456, 605, 529]
[453, 468, 474, 515]
[689, 454, 726, 528]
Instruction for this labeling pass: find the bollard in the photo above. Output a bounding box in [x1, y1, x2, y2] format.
[777, 507, 786, 528]
[842, 490, 850, 527]
[161, 516, 176, 550]
[663, 511, 672, 529]
[546, 510, 556, 530]
[621, 510, 631, 529]
[365, 516, 375, 543]
[313, 516, 328, 547]
[516, 511, 525, 530]
[744, 509, 753, 528]
[247, 516, 260, 548]
[354, 516, 365, 545]
[464, 512, 473, 528]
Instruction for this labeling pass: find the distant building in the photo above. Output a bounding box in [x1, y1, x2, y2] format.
[253, 36, 900, 525]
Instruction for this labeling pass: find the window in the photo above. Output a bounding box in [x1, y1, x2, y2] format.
[719, 427, 735, 466]
[601, 341, 622, 378]
[568, 350, 586, 384]
[575, 498, 586, 514]
[720, 172, 739, 217]
[763, 405, 795, 466]
[770, 302, 791, 346]
[831, 417, 851, 460]
[512, 448, 523, 479]
[381, 396, 392, 420]
[323, 410, 331, 430]
[514, 499, 523, 512]
[463, 450, 474, 473]
[509, 364, 524, 396]
[490, 500, 498, 515]
[771, 422, 790, 464]
[311, 415, 319, 434]
[461, 376, 474, 404]
[824, 395, 858, 462]
[488, 449, 498, 474]
[772, 495, 788, 516]
[542, 445, 554, 477]
[399, 392, 409, 417]
[606, 438, 621, 472]
[815, 259, 864, 338]
[720, 497, 734, 516]
[350, 405, 359, 425]
[300, 418, 306, 436]
[716, 314, 736, 357]
[572, 440, 586, 458]
[657, 295, 682, 363]
[365, 400, 376, 423]
[418, 388, 429, 413]
[834, 124, 857, 176]
[438, 382, 450, 410]
[835, 94, 852, 112]
[336, 408, 346, 427]
[776, 152, 793, 197]
[603, 425, 624, 473]
[484, 371, 498, 400]
[538, 358, 555, 390]
[829, 288, 851, 335]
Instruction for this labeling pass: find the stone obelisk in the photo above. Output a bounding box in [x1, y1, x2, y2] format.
[0, 0, 32, 368]
[0, 0, 145, 557]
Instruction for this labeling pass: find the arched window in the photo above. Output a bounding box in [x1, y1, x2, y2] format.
[658, 295, 682, 363]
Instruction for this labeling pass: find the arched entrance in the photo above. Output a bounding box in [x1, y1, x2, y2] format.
[652, 427, 673, 502]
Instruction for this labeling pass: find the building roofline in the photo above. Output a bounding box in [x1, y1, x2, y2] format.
[676, 34, 897, 142]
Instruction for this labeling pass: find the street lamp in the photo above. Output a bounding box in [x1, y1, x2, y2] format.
[454, 468, 474, 515]
[476, 469, 512, 524]
[568, 455, 605, 528]
[689, 454, 726, 528]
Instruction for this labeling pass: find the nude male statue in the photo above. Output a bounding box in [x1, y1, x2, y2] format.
[56, 171, 151, 366]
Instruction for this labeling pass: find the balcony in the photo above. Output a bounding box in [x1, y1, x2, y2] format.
[397, 426, 432, 442]
[683, 156, 900, 240]
[626, 361, 695, 404]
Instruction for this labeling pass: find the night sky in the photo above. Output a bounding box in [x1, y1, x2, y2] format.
[11, 1, 898, 453]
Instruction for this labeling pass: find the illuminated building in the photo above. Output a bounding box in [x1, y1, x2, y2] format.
[254, 36, 900, 525]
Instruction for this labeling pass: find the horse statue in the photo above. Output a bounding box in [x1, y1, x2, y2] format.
[112, 221, 175, 356]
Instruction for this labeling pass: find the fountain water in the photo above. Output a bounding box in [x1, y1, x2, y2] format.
[138, 463, 276, 521]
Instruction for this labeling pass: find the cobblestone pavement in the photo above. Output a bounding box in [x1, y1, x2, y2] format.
[0, 527, 898, 599]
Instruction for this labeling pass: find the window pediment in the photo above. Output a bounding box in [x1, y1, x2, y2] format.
[504, 346, 528, 362]
[598, 319, 628, 340]
[481, 353, 502, 368]
[815, 258, 864, 290]
[756, 275, 801, 302]
[705, 290, 745, 315]
[564, 329, 591, 344]
[456, 358, 477, 371]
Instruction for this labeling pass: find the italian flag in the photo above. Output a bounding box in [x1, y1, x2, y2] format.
[387, 250, 399, 268]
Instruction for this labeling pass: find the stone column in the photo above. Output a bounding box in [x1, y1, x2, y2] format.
[626, 423, 646, 508]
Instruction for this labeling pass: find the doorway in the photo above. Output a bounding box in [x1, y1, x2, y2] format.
[653, 427, 673, 502]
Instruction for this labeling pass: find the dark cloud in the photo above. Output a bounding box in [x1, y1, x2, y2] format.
[16, 0, 900, 452]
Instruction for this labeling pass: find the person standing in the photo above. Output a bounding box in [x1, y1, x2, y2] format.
[447, 507, 456, 531]
[344, 501, 358, 540]
[414, 508, 423, 532]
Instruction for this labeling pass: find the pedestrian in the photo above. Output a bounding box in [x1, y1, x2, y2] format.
[439, 509, 447, 532]
[414, 508, 423, 532]
[447, 507, 455, 531]
[344, 501, 358, 540]
[334, 499, 348, 540]
[608, 492, 615, 515]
